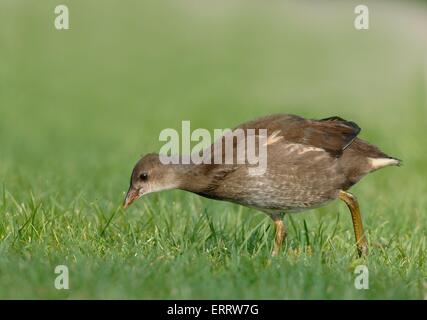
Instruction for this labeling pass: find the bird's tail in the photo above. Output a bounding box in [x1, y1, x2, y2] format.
[368, 156, 402, 171]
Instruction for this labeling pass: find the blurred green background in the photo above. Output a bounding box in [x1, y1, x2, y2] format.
[0, 0, 426, 299]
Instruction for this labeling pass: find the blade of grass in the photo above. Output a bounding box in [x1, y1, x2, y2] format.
[100, 206, 120, 237]
[303, 219, 310, 247]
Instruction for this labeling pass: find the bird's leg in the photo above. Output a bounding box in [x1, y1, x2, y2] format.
[272, 215, 286, 257]
[338, 190, 368, 257]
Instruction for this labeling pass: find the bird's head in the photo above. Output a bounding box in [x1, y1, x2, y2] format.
[123, 153, 179, 209]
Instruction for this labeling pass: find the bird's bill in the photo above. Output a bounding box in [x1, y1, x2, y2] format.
[123, 187, 140, 209]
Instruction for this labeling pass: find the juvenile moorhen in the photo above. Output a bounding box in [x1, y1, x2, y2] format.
[124, 114, 400, 256]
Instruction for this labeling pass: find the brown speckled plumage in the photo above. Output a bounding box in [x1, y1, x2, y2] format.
[124, 114, 400, 256]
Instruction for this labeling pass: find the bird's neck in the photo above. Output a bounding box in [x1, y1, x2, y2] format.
[169, 162, 212, 194]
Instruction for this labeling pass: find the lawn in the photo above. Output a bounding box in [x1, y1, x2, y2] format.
[0, 0, 426, 299]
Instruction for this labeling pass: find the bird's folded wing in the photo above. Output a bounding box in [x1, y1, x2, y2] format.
[236, 114, 361, 157]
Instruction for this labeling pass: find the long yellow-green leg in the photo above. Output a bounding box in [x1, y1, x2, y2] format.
[338, 190, 368, 257]
[272, 216, 286, 257]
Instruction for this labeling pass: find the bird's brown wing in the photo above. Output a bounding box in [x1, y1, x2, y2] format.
[303, 116, 361, 156]
[235, 114, 361, 157]
[198, 114, 361, 193]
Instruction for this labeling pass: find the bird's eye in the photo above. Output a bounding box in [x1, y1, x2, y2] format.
[139, 172, 148, 181]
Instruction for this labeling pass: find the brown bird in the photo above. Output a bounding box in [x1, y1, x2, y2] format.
[123, 114, 400, 256]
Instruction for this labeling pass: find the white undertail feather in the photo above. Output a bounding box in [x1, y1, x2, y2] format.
[368, 157, 401, 171]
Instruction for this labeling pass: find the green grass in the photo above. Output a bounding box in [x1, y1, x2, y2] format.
[0, 0, 426, 299]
